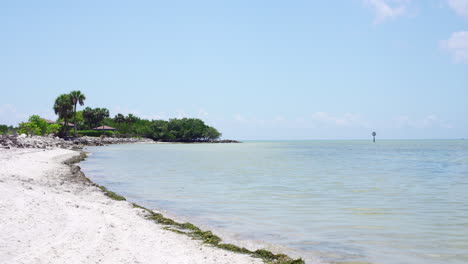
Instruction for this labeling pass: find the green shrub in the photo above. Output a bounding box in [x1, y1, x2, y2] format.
[77, 130, 114, 137]
[0, 125, 8, 135]
[47, 124, 61, 135]
[18, 115, 49, 136]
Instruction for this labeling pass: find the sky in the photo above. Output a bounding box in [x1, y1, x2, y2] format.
[0, 0, 467, 140]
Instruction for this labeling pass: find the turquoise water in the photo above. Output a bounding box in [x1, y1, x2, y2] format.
[80, 140, 468, 264]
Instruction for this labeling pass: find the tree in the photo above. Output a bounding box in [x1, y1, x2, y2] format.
[0, 124, 8, 135]
[47, 124, 61, 135]
[29, 115, 48, 135]
[95, 108, 109, 127]
[0, 125, 17, 135]
[148, 118, 222, 142]
[372, 131, 377, 142]
[17, 115, 58, 136]
[150, 120, 169, 140]
[53, 94, 73, 136]
[121, 114, 137, 134]
[125, 114, 137, 125]
[114, 113, 125, 131]
[18, 122, 39, 137]
[73, 111, 85, 129]
[82, 107, 109, 128]
[83, 107, 94, 129]
[203, 126, 221, 140]
[69, 90, 86, 136]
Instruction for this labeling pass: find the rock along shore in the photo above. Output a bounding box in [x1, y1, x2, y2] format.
[0, 134, 155, 150]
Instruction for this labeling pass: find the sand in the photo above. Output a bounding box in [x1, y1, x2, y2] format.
[0, 148, 263, 264]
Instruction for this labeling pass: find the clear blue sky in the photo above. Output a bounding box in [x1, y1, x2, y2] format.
[1, 0, 467, 139]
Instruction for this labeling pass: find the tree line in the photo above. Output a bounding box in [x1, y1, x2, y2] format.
[7, 91, 222, 142]
[0, 125, 16, 135]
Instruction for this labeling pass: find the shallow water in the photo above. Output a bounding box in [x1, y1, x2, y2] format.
[80, 140, 468, 264]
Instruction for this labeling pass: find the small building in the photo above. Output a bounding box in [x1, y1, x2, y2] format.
[43, 119, 56, 124]
[93, 125, 116, 131]
[42, 119, 74, 127]
[59, 122, 75, 127]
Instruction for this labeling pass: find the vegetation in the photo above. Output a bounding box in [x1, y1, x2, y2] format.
[53, 94, 73, 136]
[17, 115, 60, 136]
[101, 116, 221, 142]
[69, 90, 86, 136]
[131, 203, 304, 264]
[0, 125, 8, 134]
[113, 113, 125, 131]
[0, 124, 16, 135]
[97, 185, 126, 201]
[77, 130, 114, 137]
[17, 91, 223, 141]
[83, 107, 110, 129]
[92, 115, 221, 141]
[148, 118, 221, 142]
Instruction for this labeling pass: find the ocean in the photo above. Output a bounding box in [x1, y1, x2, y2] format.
[80, 140, 468, 264]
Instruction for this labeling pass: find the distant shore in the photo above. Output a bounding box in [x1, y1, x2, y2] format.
[0, 134, 240, 150]
[155, 139, 241, 144]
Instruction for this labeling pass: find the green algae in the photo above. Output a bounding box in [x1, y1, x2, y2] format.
[131, 203, 305, 264]
[192, 230, 222, 245]
[97, 185, 126, 201]
[217, 243, 251, 254]
[64, 151, 126, 201]
[163, 227, 188, 235]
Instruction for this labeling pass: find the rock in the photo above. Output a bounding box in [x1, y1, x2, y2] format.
[0, 134, 155, 150]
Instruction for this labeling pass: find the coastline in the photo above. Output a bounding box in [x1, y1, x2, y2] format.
[0, 142, 304, 264]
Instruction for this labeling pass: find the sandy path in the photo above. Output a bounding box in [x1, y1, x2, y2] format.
[0, 149, 263, 264]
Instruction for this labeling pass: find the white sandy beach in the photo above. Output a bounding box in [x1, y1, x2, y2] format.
[0, 148, 263, 264]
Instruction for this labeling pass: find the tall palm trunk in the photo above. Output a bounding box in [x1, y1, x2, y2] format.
[73, 103, 77, 136]
[64, 116, 69, 136]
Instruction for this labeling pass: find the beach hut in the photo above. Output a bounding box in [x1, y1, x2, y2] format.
[42, 119, 74, 127]
[93, 125, 116, 131]
[43, 119, 56, 124]
[59, 122, 75, 127]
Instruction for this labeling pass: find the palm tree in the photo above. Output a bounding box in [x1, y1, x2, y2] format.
[125, 114, 137, 125]
[114, 113, 125, 131]
[95, 108, 109, 127]
[124, 114, 137, 134]
[372, 131, 377, 142]
[69, 91, 86, 136]
[53, 94, 73, 137]
[83, 107, 94, 129]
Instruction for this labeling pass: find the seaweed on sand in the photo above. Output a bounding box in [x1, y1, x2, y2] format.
[132, 203, 305, 264]
[97, 185, 126, 201]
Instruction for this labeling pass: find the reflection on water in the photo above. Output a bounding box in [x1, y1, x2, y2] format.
[81, 140, 468, 264]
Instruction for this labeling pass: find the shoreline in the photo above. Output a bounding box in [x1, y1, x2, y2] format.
[0, 142, 304, 264]
[76, 147, 305, 264]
